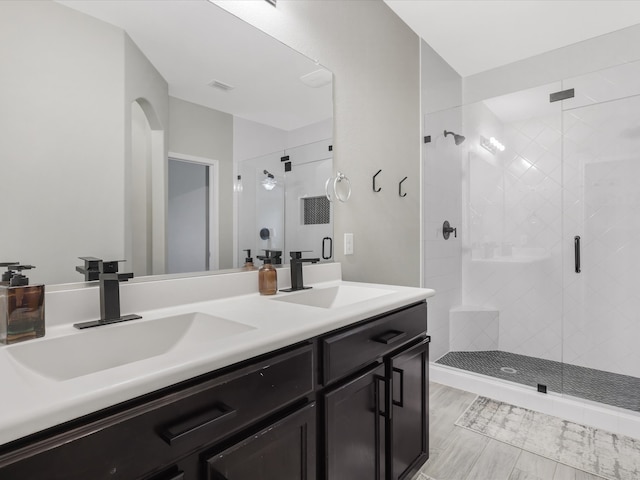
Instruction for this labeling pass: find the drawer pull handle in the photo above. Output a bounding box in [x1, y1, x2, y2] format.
[160, 402, 236, 446]
[373, 330, 406, 345]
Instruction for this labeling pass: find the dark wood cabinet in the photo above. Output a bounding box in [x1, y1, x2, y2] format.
[205, 402, 316, 480]
[322, 303, 429, 480]
[0, 301, 429, 480]
[387, 338, 429, 480]
[0, 344, 315, 480]
[324, 363, 386, 480]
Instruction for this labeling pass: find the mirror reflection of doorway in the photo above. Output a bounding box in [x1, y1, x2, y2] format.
[167, 155, 219, 274]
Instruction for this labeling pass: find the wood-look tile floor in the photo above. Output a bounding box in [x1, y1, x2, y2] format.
[412, 382, 605, 480]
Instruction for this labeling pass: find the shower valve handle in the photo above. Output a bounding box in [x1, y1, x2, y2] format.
[443, 221, 457, 240]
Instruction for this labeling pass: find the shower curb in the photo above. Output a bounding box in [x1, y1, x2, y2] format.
[430, 362, 640, 441]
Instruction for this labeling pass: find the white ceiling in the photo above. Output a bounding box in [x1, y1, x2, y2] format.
[56, 0, 332, 131]
[384, 1, 640, 77]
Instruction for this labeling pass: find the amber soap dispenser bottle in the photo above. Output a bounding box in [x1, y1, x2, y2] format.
[258, 258, 277, 295]
[0, 264, 45, 344]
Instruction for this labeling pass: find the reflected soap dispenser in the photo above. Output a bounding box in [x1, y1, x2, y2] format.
[0, 265, 45, 344]
[242, 249, 255, 271]
[258, 258, 277, 295]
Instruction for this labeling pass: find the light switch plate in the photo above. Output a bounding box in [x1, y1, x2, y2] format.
[344, 233, 354, 255]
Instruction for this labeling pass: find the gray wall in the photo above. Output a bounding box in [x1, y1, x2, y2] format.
[216, 0, 421, 286]
[0, 0, 125, 285]
[169, 97, 234, 269]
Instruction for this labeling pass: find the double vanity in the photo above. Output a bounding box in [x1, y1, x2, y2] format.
[0, 263, 434, 479]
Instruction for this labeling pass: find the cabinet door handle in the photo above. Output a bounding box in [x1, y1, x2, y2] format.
[373, 375, 386, 480]
[373, 330, 406, 345]
[160, 402, 236, 446]
[574, 235, 581, 273]
[392, 367, 404, 408]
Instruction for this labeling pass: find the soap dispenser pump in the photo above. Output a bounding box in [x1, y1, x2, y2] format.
[0, 262, 19, 286]
[258, 258, 277, 295]
[242, 249, 255, 270]
[0, 264, 45, 344]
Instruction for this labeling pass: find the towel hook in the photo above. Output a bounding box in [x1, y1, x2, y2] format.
[373, 169, 382, 192]
[399, 176, 408, 197]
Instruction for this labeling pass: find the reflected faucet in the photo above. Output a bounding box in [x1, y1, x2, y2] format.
[281, 251, 319, 292]
[74, 258, 141, 329]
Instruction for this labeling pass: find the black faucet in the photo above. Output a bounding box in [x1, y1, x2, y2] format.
[256, 249, 283, 265]
[281, 251, 319, 292]
[74, 258, 141, 329]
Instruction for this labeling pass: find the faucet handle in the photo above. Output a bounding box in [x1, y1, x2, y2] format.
[100, 260, 134, 282]
[76, 256, 102, 281]
[100, 260, 126, 274]
[289, 250, 313, 259]
[117, 272, 134, 282]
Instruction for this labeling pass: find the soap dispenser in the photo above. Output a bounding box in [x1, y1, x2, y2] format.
[258, 258, 277, 295]
[242, 249, 255, 271]
[0, 265, 45, 344]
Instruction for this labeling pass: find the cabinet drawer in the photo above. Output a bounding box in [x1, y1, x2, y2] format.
[321, 302, 427, 385]
[0, 344, 314, 480]
[205, 402, 316, 480]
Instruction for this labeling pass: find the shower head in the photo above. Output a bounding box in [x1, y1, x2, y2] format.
[444, 130, 465, 145]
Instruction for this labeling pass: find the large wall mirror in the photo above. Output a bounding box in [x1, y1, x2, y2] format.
[1, 0, 333, 285]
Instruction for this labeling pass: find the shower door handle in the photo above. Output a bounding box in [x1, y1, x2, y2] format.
[322, 236, 333, 260]
[574, 236, 581, 273]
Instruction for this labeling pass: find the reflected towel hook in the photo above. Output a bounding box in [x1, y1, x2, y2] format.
[399, 176, 408, 197]
[373, 169, 382, 192]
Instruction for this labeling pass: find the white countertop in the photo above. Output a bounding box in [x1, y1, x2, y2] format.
[0, 264, 434, 447]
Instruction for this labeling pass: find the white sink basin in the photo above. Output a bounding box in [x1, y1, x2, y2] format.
[7, 312, 255, 381]
[273, 284, 394, 309]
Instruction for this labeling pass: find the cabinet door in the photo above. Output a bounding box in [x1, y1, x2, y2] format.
[324, 363, 386, 480]
[387, 338, 429, 480]
[205, 402, 316, 480]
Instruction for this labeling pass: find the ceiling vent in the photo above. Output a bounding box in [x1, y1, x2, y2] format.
[208, 79, 235, 92]
[299, 69, 332, 88]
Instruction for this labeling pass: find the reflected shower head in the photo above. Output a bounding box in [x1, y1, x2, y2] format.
[444, 130, 465, 145]
[262, 170, 277, 191]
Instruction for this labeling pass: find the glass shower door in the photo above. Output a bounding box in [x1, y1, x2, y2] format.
[439, 82, 566, 392]
[561, 63, 640, 412]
